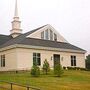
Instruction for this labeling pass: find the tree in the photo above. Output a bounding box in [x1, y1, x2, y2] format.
[54, 64, 64, 77]
[42, 59, 50, 75]
[31, 65, 40, 77]
[86, 54, 90, 70]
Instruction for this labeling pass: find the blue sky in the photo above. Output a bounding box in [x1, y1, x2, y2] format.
[0, 0, 90, 54]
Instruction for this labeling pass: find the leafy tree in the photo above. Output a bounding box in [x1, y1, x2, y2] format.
[86, 54, 90, 69]
[42, 59, 50, 75]
[54, 64, 64, 77]
[31, 65, 40, 77]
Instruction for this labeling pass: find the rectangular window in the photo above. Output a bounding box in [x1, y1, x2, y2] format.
[1, 55, 5, 67]
[54, 33, 57, 41]
[41, 31, 44, 39]
[71, 56, 76, 66]
[33, 53, 41, 66]
[50, 30, 53, 40]
[45, 29, 49, 40]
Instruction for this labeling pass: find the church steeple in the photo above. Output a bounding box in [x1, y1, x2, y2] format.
[10, 0, 22, 38]
[15, 0, 18, 17]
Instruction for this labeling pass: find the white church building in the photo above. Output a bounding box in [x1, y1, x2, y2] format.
[0, 0, 86, 71]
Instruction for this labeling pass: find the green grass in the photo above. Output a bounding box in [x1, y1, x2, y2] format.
[0, 70, 90, 90]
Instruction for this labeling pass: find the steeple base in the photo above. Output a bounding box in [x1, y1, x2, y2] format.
[10, 29, 22, 38]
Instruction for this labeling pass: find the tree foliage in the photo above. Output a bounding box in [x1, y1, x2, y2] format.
[42, 59, 50, 75]
[86, 54, 90, 69]
[31, 65, 40, 77]
[54, 64, 64, 77]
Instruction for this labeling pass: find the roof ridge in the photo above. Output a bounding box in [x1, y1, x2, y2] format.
[23, 24, 48, 36]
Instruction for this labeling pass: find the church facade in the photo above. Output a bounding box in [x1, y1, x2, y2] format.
[0, 0, 86, 71]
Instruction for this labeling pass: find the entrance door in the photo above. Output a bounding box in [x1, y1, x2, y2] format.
[53, 54, 60, 67]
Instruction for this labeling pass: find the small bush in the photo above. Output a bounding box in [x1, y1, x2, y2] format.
[75, 67, 80, 70]
[31, 65, 40, 77]
[63, 66, 66, 70]
[67, 67, 77, 70]
[67, 67, 73, 70]
[42, 59, 50, 75]
[54, 64, 64, 77]
[80, 68, 86, 71]
[67, 67, 86, 71]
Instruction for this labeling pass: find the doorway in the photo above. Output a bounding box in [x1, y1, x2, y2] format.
[53, 54, 60, 67]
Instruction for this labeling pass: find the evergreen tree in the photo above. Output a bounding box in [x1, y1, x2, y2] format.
[31, 64, 40, 77]
[54, 64, 64, 77]
[86, 54, 90, 70]
[42, 59, 50, 75]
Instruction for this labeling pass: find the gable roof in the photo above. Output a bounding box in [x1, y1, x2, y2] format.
[0, 34, 12, 46]
[26, 24, 68, 43]
[0, 25, 47, 48]
[0, 25, 86, 53]
[25, 24, 47, 36]
[18, 38, 85, 52]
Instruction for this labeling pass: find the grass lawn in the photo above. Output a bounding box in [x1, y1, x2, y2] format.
[0, 70, 90, 90]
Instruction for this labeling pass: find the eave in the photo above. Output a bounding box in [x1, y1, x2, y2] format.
[0, 44, 86, 54]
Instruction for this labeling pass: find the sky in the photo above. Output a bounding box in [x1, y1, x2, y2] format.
[0, 0, 90, 54]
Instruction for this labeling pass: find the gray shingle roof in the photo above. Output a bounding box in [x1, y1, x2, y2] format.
[0, 25, 47, 48]
[18, 38, 85, 51]
[0, 25, 86, 52]
[0, 34, 12, 46]
[24, 24, 47, 36]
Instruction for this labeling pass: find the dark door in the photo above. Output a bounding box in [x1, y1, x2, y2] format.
[53, 54, 60, 67]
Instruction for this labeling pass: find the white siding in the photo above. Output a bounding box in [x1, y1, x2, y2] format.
[27, 24, 68, 42]
[0, 49, 17, 71]
[16, 48, 85, 70]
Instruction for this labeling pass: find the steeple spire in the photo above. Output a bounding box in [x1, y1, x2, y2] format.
[10, 0, 22, 38]
[15, 0, 18, 17]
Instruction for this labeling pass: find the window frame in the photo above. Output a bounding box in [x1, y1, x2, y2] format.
[54, 33, 57, 41]
[1, 55, 5, 67]
[33, 53, 41, 66]
[45, 29, 49, 40]
[71, 55, 76, 66]
[50, 29, 53, 40]
[41, 31, 44, 39]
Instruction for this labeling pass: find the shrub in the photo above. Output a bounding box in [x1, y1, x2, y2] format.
[31, 65, 40, 77]
[63, 66, 66, 70]
[67, 67, 77, 70]
[80, 68, 86, 71]
[42, 59, 50, 75]
[67, 67, 73, 70]
[75, 67, 80, 70]
[67, 67, 86, 71]
[54, 64, 64, 77]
